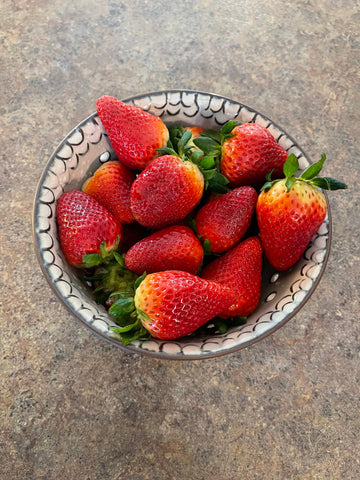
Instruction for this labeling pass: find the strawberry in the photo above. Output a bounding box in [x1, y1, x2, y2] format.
[201, 237, 263, 318]
[130, 155, 204, 229]
[125, 270, 236, 341]
[124, 225, 204, 275]
[192, 121, 287, 188]
[96, 95, 169, 170]
[82, 160, 135, 224]
[221, 122, 288, 187]
[56, 190, 122, 267]
[256, 153, 347, 271]
[195, 185, 258, 253]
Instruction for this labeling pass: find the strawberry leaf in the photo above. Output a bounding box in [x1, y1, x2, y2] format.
[136, 309, 152, 324]
[230, 316, 248, 325]
[199, 121, 239, 148]
[109, 289, 134, 298]
[207, 172, 230, 193]
[285, 176, 297, 192]
[202, 168, 216, 181]
[310, 177, 348, 190]
[193, 314, 247, 336]
[199, 156, 216, 170]
[109, 316, 150, 345]
[265, 169, 274, 182]
[80, 237, 120, 268]
[193, 137, 221, 156]
[202, 238, 212, 255]
[80, 253, 103, 268]
[212, 172, 229, 185]
[212, 319, 228, 334]
[200, 129, 222, 144]
[300, 153, 326, 180]
[111, 321, 138, 333]
[168, 124, 186, 149]
[220, 120, 239, 136]
[157, 146, 179, 156]
[190, 150, 204, 164]
[114, 251, 125, 267]
[283, 154, 299, 178]
[178, 130, 193, 156]
[134, 272, 147, 290]
[213, 315, 247, 333]
[260, 169, 276, 192]
[188, 217, 197, 233]
[109, 297, 135, 322]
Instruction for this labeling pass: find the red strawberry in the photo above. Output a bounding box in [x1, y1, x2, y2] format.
[201, 237, 263, 318]
[96, 96, 169, 170]
[82, 160, 135, 224]
[130, 155, 204, 229]
[256, 154, 347, 271]
[195, 186, 258, 253]
[56, 190, 122, 267]
[124, 225, 203, 275]
[134, 270, 236, 340]
[221, 122, 288, 187]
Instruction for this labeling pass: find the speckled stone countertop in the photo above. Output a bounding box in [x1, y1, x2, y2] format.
[1, 1, 359, 479]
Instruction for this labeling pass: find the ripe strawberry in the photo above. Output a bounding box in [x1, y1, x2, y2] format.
[124, 225, 204, 275]
[256, 153, 347, 271]
[130, 155, 204, 229]
[82, 160, 135, 224]
[195, 185, 258, 253]
[134, 270, 236, 340]
[220, 122, 288, 187]
[96, 95, 169, 170]
[201, 237, 263, 318]
[56, 190, 122, 267]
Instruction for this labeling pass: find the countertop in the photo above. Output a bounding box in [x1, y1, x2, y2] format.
[1, 1, 359, 479]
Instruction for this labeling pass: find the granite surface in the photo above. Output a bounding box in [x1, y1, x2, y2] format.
[1, 0, 359, 479]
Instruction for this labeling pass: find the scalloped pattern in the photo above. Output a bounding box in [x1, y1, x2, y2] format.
[33, 90, 331, 359]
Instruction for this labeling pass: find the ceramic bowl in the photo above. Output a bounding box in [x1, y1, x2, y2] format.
[33, 90, 331, 359]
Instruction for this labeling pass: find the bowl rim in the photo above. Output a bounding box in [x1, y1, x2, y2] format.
[32, 89, 332, 360]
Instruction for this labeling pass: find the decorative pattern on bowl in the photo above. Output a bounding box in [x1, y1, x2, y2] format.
[33, 90, 331, 359]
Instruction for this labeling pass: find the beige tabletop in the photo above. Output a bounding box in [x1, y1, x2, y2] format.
[1, 1, 359, 479]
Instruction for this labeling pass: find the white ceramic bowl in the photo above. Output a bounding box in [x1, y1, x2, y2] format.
[32, 90, 331, 359]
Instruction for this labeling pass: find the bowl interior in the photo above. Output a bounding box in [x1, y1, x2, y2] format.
[33, 90, 331, 359]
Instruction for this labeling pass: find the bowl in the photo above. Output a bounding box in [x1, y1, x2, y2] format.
[32, 90, 331, 359]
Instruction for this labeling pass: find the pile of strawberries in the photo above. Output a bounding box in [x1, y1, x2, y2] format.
[56, 96, 347, 344]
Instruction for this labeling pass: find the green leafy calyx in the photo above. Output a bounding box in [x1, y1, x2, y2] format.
[261, 153, 348, 193]
[158, 124, 230, 193]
